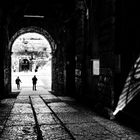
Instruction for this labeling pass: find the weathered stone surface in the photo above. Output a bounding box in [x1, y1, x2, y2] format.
[0, 99, 15, 116]
[49, 106, 78, 113]
[36, 113, 59, 125]
[0, 125, 3, 134]
[0, 126, 37, 140]
[6, 114, 35, 126]
[56, 112, 97, 124]
[15, 96, 30, 104]
[11, 103, 32, 114]
[48, 102, 69, 107]
[40, 124, 72, 140]
[0, 99, 15, 134]
[58, 96, 76, 102]
[41, 95, 57, 99]
[0, 99, 15, 105]
[30, 96, 44, 104]
[41, 95, 61, 103]
[86, 113, 140, 139]
[66, 123, 118, 139]
[33, 105, 51, 114]
[0, 88, 140, 140]
[0, 117, 6, 125]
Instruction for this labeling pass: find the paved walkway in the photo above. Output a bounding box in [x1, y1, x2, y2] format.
[0, 87, 140, 139]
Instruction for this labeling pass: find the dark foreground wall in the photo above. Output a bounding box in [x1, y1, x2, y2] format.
[74, 0, 140, 119]
[74, 0, 116, 117]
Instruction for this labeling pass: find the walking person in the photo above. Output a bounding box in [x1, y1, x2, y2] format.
[32, 75, 38, 91]
[15, 76, 22, 90]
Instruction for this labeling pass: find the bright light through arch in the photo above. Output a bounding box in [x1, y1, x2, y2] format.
[12, 32, 51, 53]
[11, 32, 52, 91]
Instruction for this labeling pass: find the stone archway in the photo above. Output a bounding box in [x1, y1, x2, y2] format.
[9, 26, 56, 52]
[20, 59, 30, 72]
[8, 26, 57, 93]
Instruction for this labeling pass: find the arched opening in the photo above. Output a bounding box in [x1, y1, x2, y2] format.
[20, 59, 30, 71]
[10, 27, 56, 92]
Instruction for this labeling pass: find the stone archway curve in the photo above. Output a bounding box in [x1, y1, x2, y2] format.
[8, 26, 57, 92]
[9, 26, 57, 53]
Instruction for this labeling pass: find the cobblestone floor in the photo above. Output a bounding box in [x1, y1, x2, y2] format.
[0, 87, 140, 140]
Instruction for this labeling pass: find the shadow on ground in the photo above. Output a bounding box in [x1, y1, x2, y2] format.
[7, 92, 20, 98]
[115, 93, 140, 133]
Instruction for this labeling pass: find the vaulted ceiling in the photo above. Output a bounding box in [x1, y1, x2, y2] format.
[1, 0, 76, 22]
[0, 0, 76, 40]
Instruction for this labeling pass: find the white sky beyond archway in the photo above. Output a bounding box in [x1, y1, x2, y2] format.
[12, 32, 51, 53]
[11, 32, 52, 91]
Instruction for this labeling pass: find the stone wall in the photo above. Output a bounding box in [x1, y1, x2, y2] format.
[75, 0, 86, 96]
[75, 0, 116, 117]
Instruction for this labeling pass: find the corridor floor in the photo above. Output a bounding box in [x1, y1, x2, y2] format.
[0, 87, 140, 140]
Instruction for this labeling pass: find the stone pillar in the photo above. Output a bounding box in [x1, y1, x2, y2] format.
[52, 26, 65, 95]
[0, 14, 10, 98]
[0, 25, 5, 99]
[95, 0, 116, 118]
[3, 25, 11, 97]
[75, 0, 86, 96]
[64, 23, 76, 97]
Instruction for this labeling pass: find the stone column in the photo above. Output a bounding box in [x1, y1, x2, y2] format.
[75, 0, 87, 96]
[0, 13, 10, 98]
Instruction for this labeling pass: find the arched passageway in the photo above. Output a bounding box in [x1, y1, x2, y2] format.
[1, 0, 76, 98]
[9, 26, 56, 92]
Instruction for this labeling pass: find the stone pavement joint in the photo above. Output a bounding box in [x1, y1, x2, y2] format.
[29, 96, 43, 140]
[40, 95, 76, 140]
[0, 88, 140, 139]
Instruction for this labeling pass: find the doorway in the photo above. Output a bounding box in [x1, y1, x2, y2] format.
[11, 31, 53, 92]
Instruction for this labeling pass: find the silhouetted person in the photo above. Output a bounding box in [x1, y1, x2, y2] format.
[32, 75, 38, 91]
[15, 76, 21, 90]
